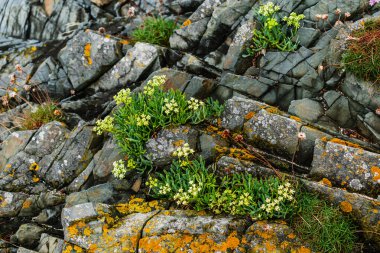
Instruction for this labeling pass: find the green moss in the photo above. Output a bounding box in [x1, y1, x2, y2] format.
[342, 18, 380, 84]
[290, 192, 357, 253]
[132, 17, 178, 47]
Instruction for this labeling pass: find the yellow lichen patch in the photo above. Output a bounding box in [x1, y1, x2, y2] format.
[83, 227, 92, 236]
[255, 229, 274, 239]
[321, 178, 332, 187]
[84, 43, 93, 65]
[181, 19, 192, 28]
[67, 224, 79, 236]
[264, 106, 281, 114]
[29, 162, 40, 171]
[280, 241, 290, 249]
[328, 138, 361, 149]
[119, 39, 130, 45]
[287, 233, 296, 239]
[76, 221, 86, 228]
[371, 166, 380, 182]
[173, 140, 185, 147]
[264, 241, 277, 251]
[340, 201, 353, 213]
[245, 111, 256, 120]
[32, 175, 40, 183]
[297, 246, 311, 253]
[215, 146, 256, 161]
[62, 244, 73, 253]
[290, 115, 302, 122]
[115, 198, 164, 215]
[73, 245, 83, 252]
[22, 199, 32, 209]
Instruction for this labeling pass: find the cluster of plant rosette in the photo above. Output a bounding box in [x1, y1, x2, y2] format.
[94, 74, 297, 220]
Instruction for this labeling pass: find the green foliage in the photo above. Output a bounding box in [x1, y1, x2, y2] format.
[147, 157, 297, 219]
[94, 75, 223, 177]
[244, 2, 304, 57]
[132, 17, 178, 46]
[290, 192, 357, 253]
[341, 18, 380, 84]
[20, 103, 64, 130]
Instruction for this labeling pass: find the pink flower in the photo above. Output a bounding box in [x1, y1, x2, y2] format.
[369, 0, 380, 6]
[297, 132, 306, 140]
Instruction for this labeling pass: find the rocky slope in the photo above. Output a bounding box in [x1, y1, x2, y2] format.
[0, 0, 379, 252]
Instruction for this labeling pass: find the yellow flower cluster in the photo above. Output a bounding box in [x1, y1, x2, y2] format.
[187, 97, 205, 111]
[136, 114, 151, 126]
[258, 2, 280, 16]
[283, 12, 305, 29]
[93, 116, 114, 135]
[112, 160, 127, 179]
[260, 182, 295, 214]
[209, 189, 252, 215]
[265, 18, 278, 29]
[113, 88, 132, 105]
[172, 143, 195, 158]
[143, 75, 167, 96]
[163, 98, 179, 115]
[158, 183, 171, 195]
[173, 188, 191, 206]
[112, 159, 137, 179]
[146, 176, 159, 188]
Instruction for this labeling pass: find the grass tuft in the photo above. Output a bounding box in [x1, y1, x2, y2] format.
[19, 103, 64, 130]
[342, 18, 380, 84]
[132, 17, 178, 46]
[290, 192, 357, 253]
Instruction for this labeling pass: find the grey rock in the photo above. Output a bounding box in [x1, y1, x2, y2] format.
[223, 18, 255, 74]
[89, 43, 162, 92]
[58, 30, 122, 91]
[362, 112, 380, 142]
[0, 191, 28, 217]
[288, 98, 324, 123]
[214, 85, 233, 103]
[342, 73, 380, 111]
[17, 248, 38, 253]
[14, 223, 44, 248]
[297, 27, 321, 47]
[37, 233, 65, 253]
[142, 69, 193, 92]
[184, 76, 216, 99]
[146, 126, 199, 166]
[243, 109, 302, 158]
[178, 53, 222, 78]
[199, 133, 228, 162]
[221, 96, 266, 131]
[216, 156, 276, 177]
[311, 139, 380, 196]
[65, 183, 115, 208]
[220, 73, 272, 99]
[325, 92, 355, 127]
[61, 202, 98, 230]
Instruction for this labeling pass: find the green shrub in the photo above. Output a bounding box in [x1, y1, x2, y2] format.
[290, 192, 357, 253]
[244, 2, 304, 56]
[20, 103, 64, 130]
[147, 157, 297, 219]
[94, 75, 223, 177]
[132, 17, 178, 46]
[341, 18, 380, 84]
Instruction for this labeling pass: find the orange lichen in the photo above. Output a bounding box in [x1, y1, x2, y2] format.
[371, 166, 380, 182]
[280, 241, 290, 249]
[32, 175, 40, 183]
[84, 43, 92, 65]
[76, 221, 86, 228]
[173, 140, 185, 147]
[264, 241, 277, 251]
[287, 233, 296, 239]
[181, 19, 192, 28]
[321, 178, 332, 187]
[245, 111, 256, 120]
[329, 138, 361, 149]
[340, 201, 353, 213]
[83, 227, 92, 236]
[215, 146, 256, 161]
[255, 230, 273, 239]
[297, 246, 311, 253]
[73, 245, 83, 252]
[290, 116, 302, 122]
[67, 225, 79, 236]
[264, 106, 281, 114]
[29, 162, 40, 171]
[22, 199, 32, 209]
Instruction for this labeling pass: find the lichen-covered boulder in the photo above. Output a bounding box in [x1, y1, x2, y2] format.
[221, 96, 266, 131]
[310, 139, 380, 197]
[58, 30, 123, 91]
[244, 109, 302, 159]
[146, 126, 199, 166]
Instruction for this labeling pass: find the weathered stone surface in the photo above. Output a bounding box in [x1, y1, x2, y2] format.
[221, 96, 266, 131]
[65, 183, 115, 208]
[142, 69, 193, 93]
[220, 73, 272, 99]
[36, 233, 65, 253]
[14, 223, 44, 248]
[184, 76, 216, 99]
[0, 191, 28, 217]
[310, 139, 380, 196]
[244, 109, 302, 158]
[58, 30, 122, 91]
[146, 126, 199, 166]
[89, 43, 161, 92]
[302, 180, 380, 247]
[199, 133, 228, 162]
[288, 98, 324, 123]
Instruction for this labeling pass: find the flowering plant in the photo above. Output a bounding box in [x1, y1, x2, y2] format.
[94, 75, 223, 177]
[147, 157, 297, 219]
[244, 2, 304, 56]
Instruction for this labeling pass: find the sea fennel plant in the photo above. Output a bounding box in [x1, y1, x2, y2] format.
[93, 75, 223, 178]
[245, 2, 305, 56]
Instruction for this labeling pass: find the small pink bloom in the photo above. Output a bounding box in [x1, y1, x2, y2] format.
[297, 132, 306, 140]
